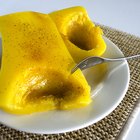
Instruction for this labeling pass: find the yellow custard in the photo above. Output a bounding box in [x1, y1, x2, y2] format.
[0, 7, 106, 114]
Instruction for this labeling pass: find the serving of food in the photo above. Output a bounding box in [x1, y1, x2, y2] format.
[0, 6, 106, 114]
[0, 6, 129, 134]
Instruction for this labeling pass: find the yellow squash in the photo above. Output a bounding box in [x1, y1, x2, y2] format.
[0, 12, 91, 114]
[49, 6, 106, 63]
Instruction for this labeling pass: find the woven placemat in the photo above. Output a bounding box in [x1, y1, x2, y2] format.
[0, 25, 140, 140]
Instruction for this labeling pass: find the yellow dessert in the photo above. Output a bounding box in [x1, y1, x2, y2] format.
[0, 12, 91, 114]
[49, 6, 106, 63]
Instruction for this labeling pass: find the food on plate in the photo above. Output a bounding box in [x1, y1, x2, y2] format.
[0, 12, 91, 114]
[49, 6, 106, 63]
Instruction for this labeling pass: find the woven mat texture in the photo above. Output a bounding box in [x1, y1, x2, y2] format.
[0, 25, 140, 140]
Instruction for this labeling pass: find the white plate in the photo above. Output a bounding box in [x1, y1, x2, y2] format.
[0, 36, 130, 134]
[0, 1, 130, 134]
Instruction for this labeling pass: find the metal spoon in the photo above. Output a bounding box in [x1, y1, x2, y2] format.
[71, 54, 140, 73]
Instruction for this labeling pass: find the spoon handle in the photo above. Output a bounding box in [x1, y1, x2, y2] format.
[104, 54, 140, 62]
[71, 54, 140, 73]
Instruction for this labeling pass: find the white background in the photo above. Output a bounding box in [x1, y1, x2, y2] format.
[0, 0, 140, 139]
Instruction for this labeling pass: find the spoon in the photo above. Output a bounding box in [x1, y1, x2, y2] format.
[71, 54, 140, 73]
